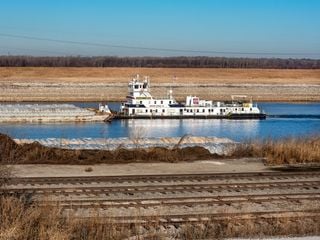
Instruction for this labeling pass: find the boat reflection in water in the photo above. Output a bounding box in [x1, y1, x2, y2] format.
[122, 118, 259, 140]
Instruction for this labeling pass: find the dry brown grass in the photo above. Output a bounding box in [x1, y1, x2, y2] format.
[0, 196, 134, 240]
[230, 136, 320, 165]
[0, 197, 63, 240]
[0, 134, 15, 187]
[0, 196, 319, 240]
[1, 67, 319, 102]
[1, 67, 319, 84]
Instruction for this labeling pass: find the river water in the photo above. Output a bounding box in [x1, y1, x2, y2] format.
[0, 102, 319, 142]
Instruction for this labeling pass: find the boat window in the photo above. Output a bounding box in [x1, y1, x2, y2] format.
[154, 101, 156, 104]
[145, 109, 148, 113]
[235, 108, 237, 111]
[162, 109, 165, 113]
[197, 109, 199, 113]
[190, 109, 193, 113]
[242, 108, 244, 111]
[134, 85, 139, 89]
[203, 109, 205, 112]
[169, 101, 172, 104]
[250, 108, 252, 111]
[140, 101, 142, 104]
[161, 101, 163, 104]
[155, 109, 158, 113]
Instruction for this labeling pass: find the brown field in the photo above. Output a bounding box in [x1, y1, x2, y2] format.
[0, 67, 319, 102]
[1, 67, 320, 84]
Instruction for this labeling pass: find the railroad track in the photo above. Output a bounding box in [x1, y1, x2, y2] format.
[80, 209, 320, 223]
[2, 171, 320, 224]
[8, 171, 320, 186]
[3, 180, 320, 196]
[2, 171, 320, 238]
[43, 192, 320, 209]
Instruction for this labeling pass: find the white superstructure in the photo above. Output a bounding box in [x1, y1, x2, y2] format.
[117, 75, 266, 119]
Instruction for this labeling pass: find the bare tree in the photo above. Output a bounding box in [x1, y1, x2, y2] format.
[0, 56, 319, 69]
[129, 127, 147, 149]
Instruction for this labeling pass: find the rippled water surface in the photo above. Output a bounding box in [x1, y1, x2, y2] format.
[0, 102, 319, 142]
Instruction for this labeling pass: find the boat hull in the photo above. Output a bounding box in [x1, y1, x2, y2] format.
[114, 113, 266, 120]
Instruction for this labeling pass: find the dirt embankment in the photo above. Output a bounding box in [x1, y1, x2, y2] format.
[0, 134, 219, 164]
[0, 67, 319, 102]
[1, 134, 320, 165]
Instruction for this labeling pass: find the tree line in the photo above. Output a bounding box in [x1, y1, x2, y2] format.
[0, 56, 319, 69]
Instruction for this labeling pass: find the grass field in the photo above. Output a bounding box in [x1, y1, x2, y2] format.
[0, 67, 319, 102]
[1, 67, 320, 84]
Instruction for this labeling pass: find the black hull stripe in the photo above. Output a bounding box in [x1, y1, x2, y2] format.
[114, 113, 267, 120]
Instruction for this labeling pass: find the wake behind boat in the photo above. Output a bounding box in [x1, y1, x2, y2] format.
[108, 75, 266, 120]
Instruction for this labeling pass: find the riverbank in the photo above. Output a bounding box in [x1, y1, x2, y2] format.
[0, 67, 319, 102]
[1, 133, 319, 239]
[1, 133, 319, 165]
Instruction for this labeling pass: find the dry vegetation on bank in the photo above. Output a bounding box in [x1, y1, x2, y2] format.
[232, 136, 320, 165]
[0, 133, 219, 164]
[0, 196, 319, 240]
[0, 133, 320, 165]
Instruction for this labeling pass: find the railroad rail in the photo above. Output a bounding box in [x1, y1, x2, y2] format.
[3, 180, 320, 195]
[61, 210, 320, 227]
[42, 193, 320, 210]
[7, 171, 320, 185]
[2, 171, 319, 227]
[0, 171, 320, 238]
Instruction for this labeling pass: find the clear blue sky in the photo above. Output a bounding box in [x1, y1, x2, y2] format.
[0, 0, 319, 58]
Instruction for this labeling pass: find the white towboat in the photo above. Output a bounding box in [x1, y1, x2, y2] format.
[113, 75, 266, 119]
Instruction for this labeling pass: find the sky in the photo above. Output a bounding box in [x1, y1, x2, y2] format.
[0, 0, 319, 58]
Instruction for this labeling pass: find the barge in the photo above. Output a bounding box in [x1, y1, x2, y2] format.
[112, 75, 266, 119]
[0, 104, 111, 123]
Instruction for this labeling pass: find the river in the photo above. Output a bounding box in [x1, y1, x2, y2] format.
[0, 102, 319, 142]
